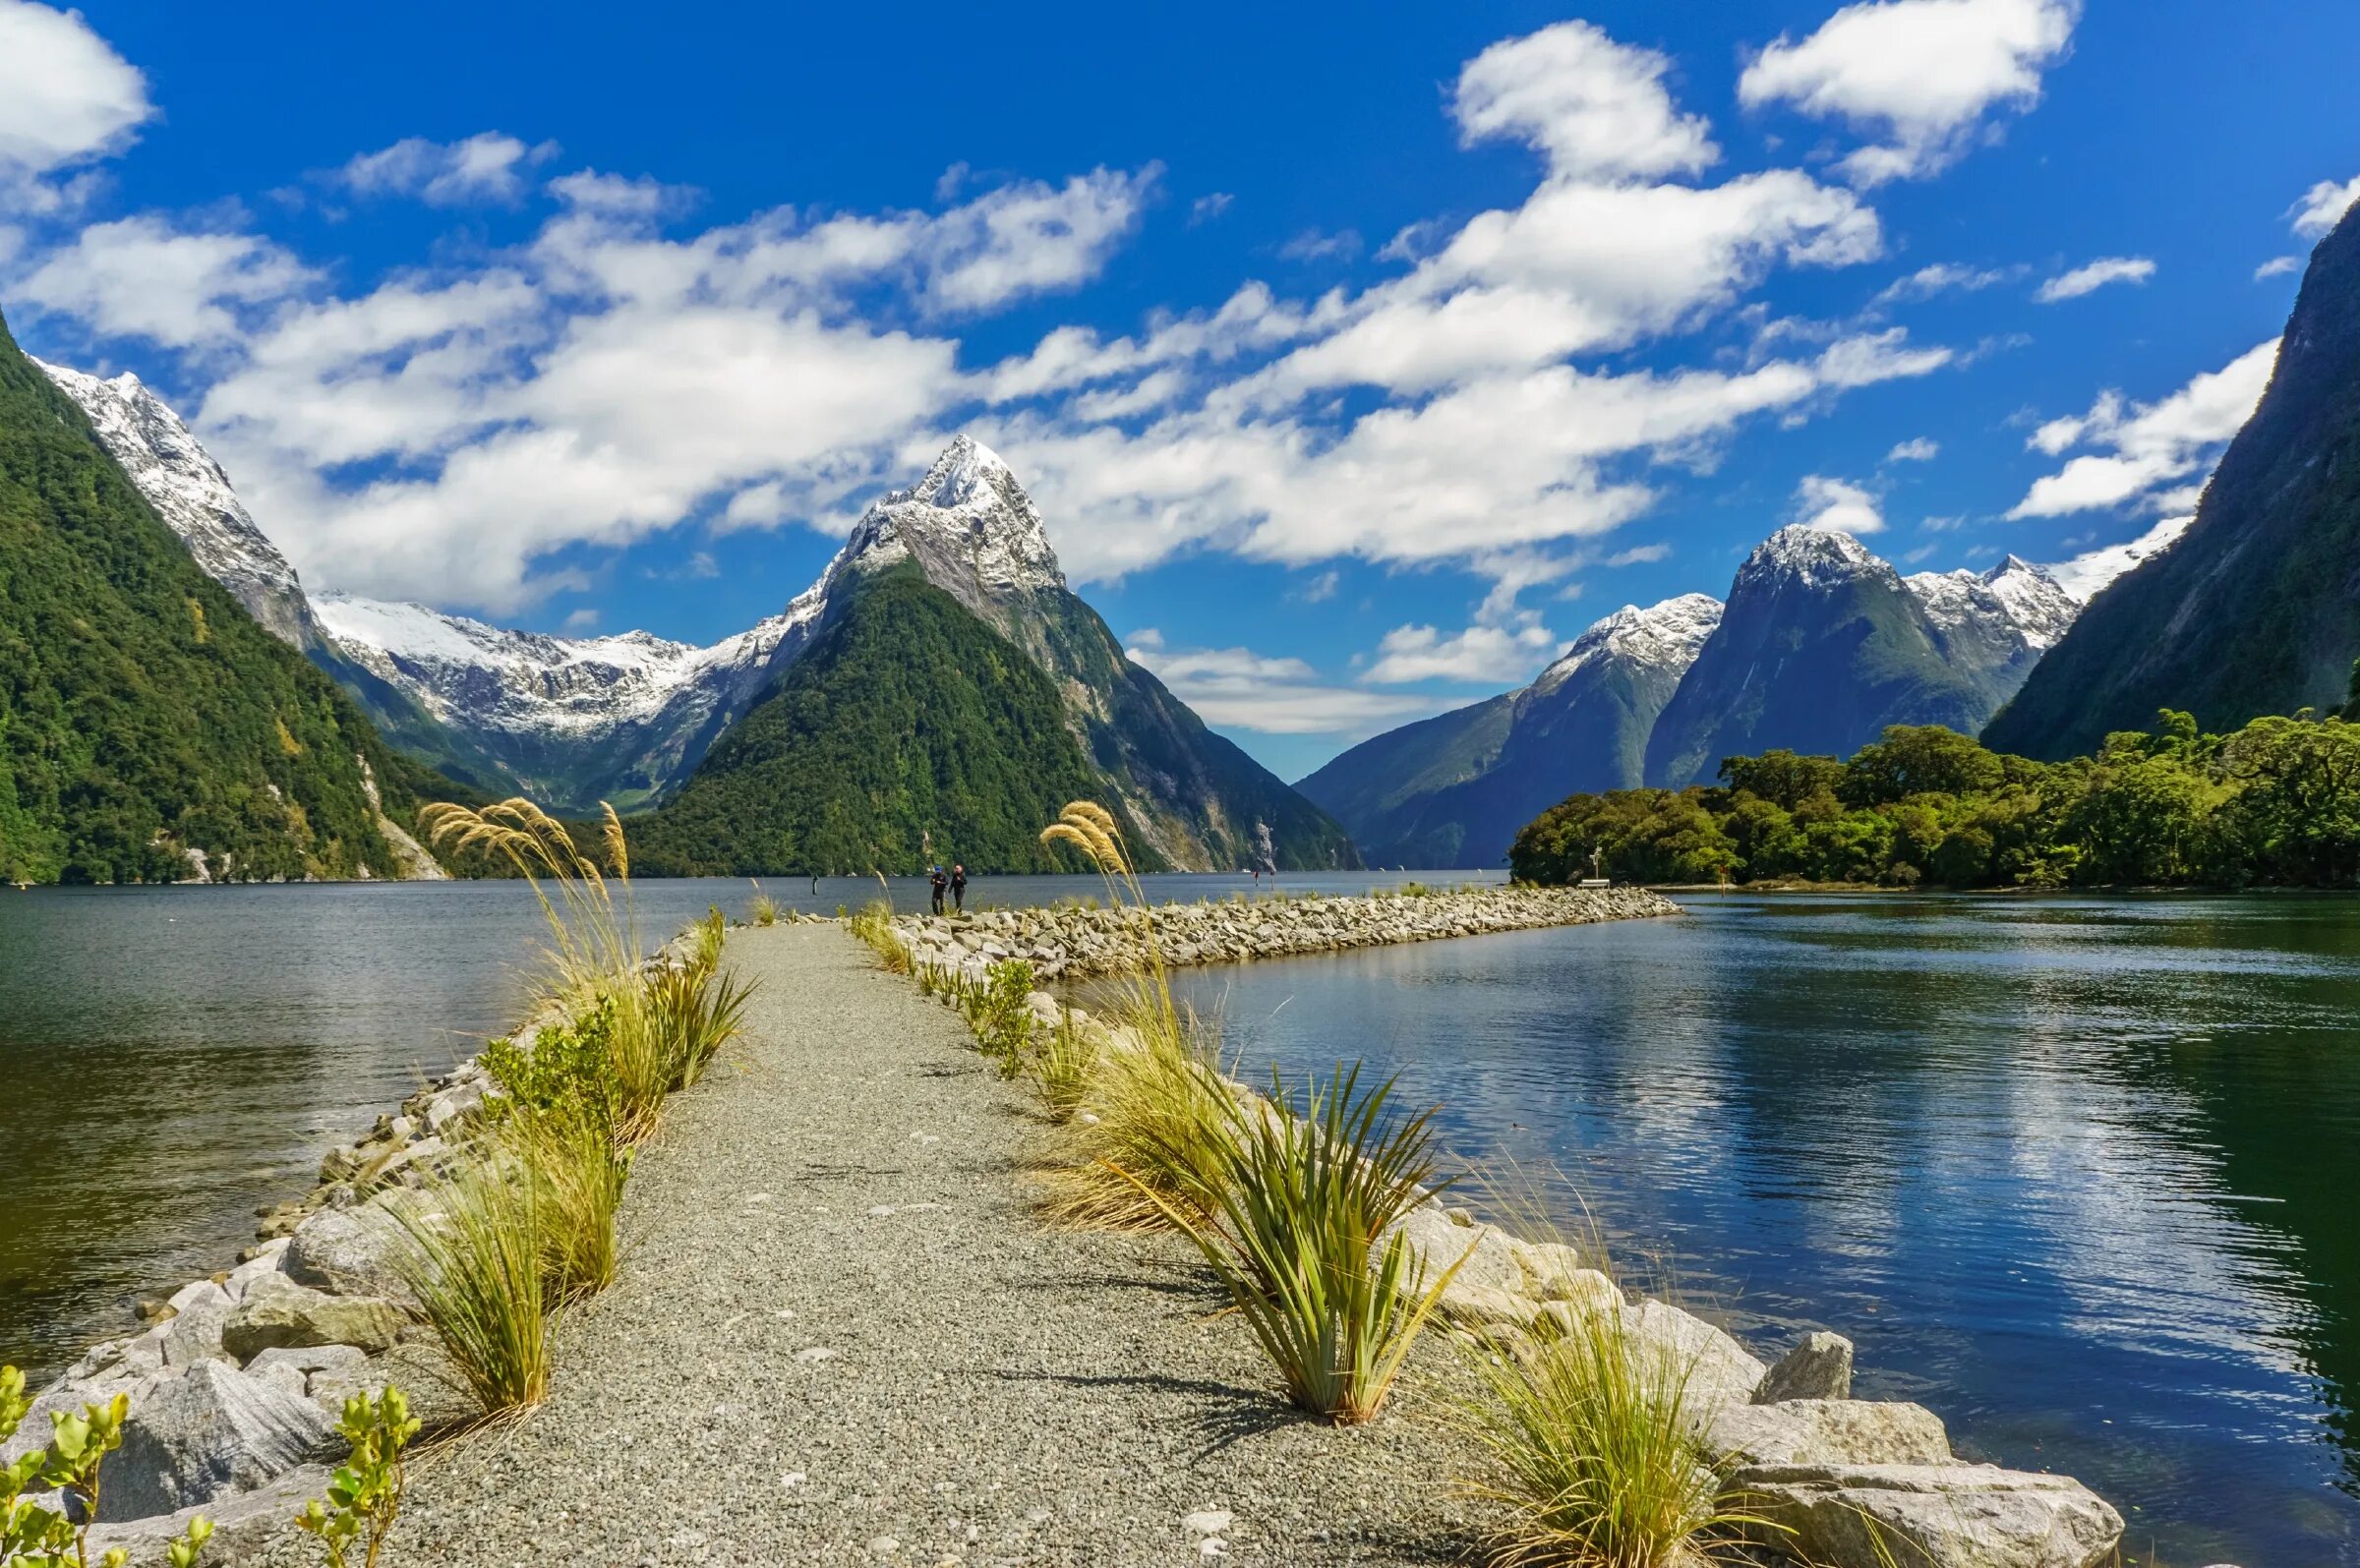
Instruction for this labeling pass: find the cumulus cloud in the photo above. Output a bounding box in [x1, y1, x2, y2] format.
[1739, 0, 2078, 185]
[0, 0, 150, 180]
[1793, 474, 1884, 535]
[2035, 255, 2154, 302]
[16, 216, 316, 347]
[1362, 621, 1562, 684]
[339, 133, 560, 206]
[1124, 630, 1437, 735]
[2288, 175, 2360, 238]
[1452, 21, 1717, 181]
[1886, 436, 1939, 461]
[2254, 255, 2300, 280]
[2009, 339, 2278, 519]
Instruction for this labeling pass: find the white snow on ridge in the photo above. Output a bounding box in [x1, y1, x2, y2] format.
[2042, 516, 2190, 604]
[1907, 555, 2080, 653]
[1532, 594, 1723, 696]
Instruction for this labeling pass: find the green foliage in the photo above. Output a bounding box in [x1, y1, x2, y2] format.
[481, 1000, 620, 1142]
[969, 958, 1036, 1077]
[294, 1386, 419, 1568]
[746, 883, 779, 927]
[1117, 1064, 1460, 1424]
[848, 900, 911, 972]
[644, 958, 751, 1092]
[0, 308, 437, 885]
[1022, 1008, 1097, 1124]
[1511, 715, 2360, 889]
[631, 569, 1136, 875]
[2, 1365, 212, 1567]
[390, 1159, 548, 1415]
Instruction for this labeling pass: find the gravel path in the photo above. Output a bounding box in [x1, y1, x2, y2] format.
[271, 924, 1495, 1566]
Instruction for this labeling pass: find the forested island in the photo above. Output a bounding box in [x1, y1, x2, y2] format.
[1509, 710, 2360, 890]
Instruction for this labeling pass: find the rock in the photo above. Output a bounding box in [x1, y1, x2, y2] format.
[221, 1275, 405, 1361]
[156, 1287, 235, 1370]
[355, 1135, 445, 1191]
[423, 1080, 485, 1134]
[283, 1197, 420, 1301]
[1706, 1400, 1950, 1469]
[1756, 1330, 1854, 1403]
[308, 1342, 478, 1433]
[1728, 1463, 2124, 1568]
[1386, 1205, 1526, 1299]
[1439, 1283, 1547, 1329]
[165, 1279, 226, 1314]
[224, 1246, 288, 1304]
[243, 1344, 369, 1401]
[1619, 1300, 1768, 1414]
[101, 1363, 336, 1522]
[86, 1460, 328, 1566]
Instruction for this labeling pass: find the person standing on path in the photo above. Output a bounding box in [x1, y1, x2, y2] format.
[929, 866, 948, 915]
[951, 863, 968, 913]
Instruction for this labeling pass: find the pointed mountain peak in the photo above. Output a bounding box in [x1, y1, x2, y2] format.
[839, 436, 1065, 608]
[1533, 593, 1724, 695]
[1738, 525, 1889, 593]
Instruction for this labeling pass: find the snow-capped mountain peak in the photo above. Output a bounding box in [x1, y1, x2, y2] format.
[1532, 593, 1724, 697]
[1907, 554, 2080, 653]
[842, 435, 1065, 605]
[38, 360, 319, 646]
[1740, 524, 1887, 593]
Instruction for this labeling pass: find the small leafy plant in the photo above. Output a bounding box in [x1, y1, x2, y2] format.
[849, 900, 911, 972]
[972, 959, 1036, 1077]
[2, 1365, 213, 1567]
[295, 1386, 420, 1568]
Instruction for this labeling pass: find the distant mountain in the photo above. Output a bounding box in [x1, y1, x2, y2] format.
[0, 311, 442, 884]
[1983, 203, 2359, 758]
[40, 368, 1354, 871]
[1644, 528, 2076, 786]
[1298, 596, 1721, 866]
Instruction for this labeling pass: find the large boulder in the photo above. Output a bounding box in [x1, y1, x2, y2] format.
[1620, 1299, 1768, 1415]
[220, 1275, 405, 1362]
[101, 1364, 336, 1521]
[1729, 1463, 2124, 1568]
[155, 1284, 236, 1370]
[87, 1461, 327, 1566]
[1384, 1205, 1531, 1321]
[1706, 1400, 1950, 1469]
[242, 1345, 369, 1401]
[309, 1342, 480, 1434]
[1756, 1330, 1854, 1403]
[282, 1196, 422, 1302]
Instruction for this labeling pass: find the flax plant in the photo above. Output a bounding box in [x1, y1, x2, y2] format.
[391, 1154, 549, 1415]
[1119, 1063, 1461, 1424]
[644, 959, 752, 1090]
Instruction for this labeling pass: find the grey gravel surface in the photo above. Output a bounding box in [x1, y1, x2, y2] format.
[258, 924, 1495, 1567]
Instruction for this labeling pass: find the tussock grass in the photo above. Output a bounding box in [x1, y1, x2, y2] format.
[1045, 1009, 1235, 1230]
[392, 1156, 549, 1416]
[1457, 1239, 1771, 1568]
[746, 882, 780, 927]
[850, 899, 912, 972]
[1023, 1007, 1097, 1123]
[500, 1110, 628, 1304]
[646, 959, 751, 1091]
[1122, 1063, 1459, 1424]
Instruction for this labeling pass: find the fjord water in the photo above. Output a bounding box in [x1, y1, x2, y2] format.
[2, 884, 2353, 1563]
[1173, 893, 2360, 1567]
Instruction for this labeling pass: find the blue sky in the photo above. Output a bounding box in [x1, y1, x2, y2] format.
[3, 0, 2354, 780]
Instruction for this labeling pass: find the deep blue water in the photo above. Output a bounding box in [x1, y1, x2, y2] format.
[1171, 893, 2360, 1567]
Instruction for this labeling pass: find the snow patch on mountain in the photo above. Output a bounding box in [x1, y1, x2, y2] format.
[1907, 555, 2080, 653]
[1740, 524, 1889, 593]
[2042, 516, 2191, 604]
[1532, 594, 1724, 697]
[837, 436, 1065, 615]
[38, 360, 318, 646]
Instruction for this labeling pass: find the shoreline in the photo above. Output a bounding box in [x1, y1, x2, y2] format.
[16, 893, 2130, 1567]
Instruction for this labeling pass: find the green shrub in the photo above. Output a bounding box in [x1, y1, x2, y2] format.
[1121, 1064, 1459, 1423]
[481, 1000, 620, 1141]
[2, 1366, 213, 1565]
[295, 1385, 420, 1568]
[973, 959, 1036, 1077]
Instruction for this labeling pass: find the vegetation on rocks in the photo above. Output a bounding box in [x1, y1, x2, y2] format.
[2, 1365, 212, 1566]
[294, 1386, 419, 1568]
[1511, 714, 2360, 889]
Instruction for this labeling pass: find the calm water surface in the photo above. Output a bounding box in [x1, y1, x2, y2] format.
[2, 881, 2353, 1565]
[1172, 893, 2360, 1567]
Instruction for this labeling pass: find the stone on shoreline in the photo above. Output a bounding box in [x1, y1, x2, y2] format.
[1728, 1462, 2125, 1568]
[101, 1363, 335, 1522]
[87, 1461, 330, 1568]
[308, 1341, 479, 1433]
[283, 1195, 423, 1302]
[220, 1275, 405, 1361]
[1756, 1329, 1854, 1403]
[1706, 1399, 1950, 1469]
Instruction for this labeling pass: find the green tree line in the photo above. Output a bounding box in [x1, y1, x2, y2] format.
[1509, 712, 2360, 890]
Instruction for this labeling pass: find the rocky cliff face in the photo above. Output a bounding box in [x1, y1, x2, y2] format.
[1984, 200, 2360, 758]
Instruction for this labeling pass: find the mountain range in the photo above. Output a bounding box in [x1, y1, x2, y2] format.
[1984, 198, 2360, 757]
[1301, 528, 2094, 867]
[39, 367, 1354, 873]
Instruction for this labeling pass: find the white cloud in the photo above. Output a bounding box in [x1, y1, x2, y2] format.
[2035, 255, 2154, 302]
[1188, 192, 1233, 225]
[1277, 228, 1360, 262]
[1294, 568, 1340, 603]
[1739, 0, 2078, 185]
[1793, 474, 1885, 535]
[0, 1, 150, 179]
[340, 133, 559, 206]
[16, 215, 316, 347]
[1871, 261, 2017, 304]
[1124, 631, 1438, 735]
[1362, 621, 1562, 684]
[560, 607, 600, 630]
[2254, 255, 2300, 280]
[1886, 436, 1939, 462]
[2010, 339, 2278, 519]
[1451, 21, 1717, 181]
[2288, 175, 2360, 239]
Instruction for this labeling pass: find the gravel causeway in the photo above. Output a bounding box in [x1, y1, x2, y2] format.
[257, 923, 1492, 1566]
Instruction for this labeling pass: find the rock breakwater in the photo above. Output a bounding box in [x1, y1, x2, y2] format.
[900, 883, 1679, 978]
